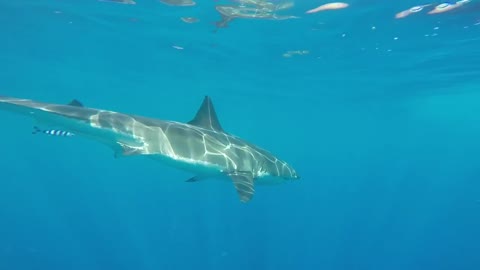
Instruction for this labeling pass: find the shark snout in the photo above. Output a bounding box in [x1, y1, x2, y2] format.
[282, 173, 299, 180]
[281, 165, 300, 180]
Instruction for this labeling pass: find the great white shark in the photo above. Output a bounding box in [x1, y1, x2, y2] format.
[0, 95, 299, 202]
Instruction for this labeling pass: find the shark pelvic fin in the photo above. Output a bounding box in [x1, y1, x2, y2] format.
[68, 99, 84, 107]
[229, 172, 255, 203]
[185, 176, 206, 182]
[114, 142, 144, 158]
[188, 96, 224, 132]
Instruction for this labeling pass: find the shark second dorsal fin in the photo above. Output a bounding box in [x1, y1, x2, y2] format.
[188, 96, 224, 132]
[68, 99, 84, 107]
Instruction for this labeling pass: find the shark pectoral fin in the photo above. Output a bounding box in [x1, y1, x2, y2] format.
[229, 172, 255, 203]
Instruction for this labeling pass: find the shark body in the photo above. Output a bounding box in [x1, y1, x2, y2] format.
[0, 95, 299, 202]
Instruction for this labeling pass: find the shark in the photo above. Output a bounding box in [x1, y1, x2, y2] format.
[0, 95, 299, 202]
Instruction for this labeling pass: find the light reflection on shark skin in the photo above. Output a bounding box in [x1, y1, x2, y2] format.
[214, 1, 298, 30]
[98, 0, 136, 4]
[0, 95, 299, 203]
[236, 0, 293, 10]
[160, 0, 196, 7]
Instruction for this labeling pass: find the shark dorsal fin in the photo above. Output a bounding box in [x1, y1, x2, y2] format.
[68, 99, 84, 107]
[188, 96, 224, 132]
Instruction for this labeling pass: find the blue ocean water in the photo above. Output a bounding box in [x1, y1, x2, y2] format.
[1, 0, 479, 269]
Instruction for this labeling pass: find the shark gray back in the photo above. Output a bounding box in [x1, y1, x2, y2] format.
[0, 95, 299, 202]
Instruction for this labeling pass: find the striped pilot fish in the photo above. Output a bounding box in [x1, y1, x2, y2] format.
[30, 99, 81, 137]
[32, 126, 75, 137]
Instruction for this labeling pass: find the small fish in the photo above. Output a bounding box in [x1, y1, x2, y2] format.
[32, 126, 75, 137]
[98, 0, 136, 4]
[395, 4, 432, 19]
[181, 17, 199, 24]
[306, 2, 349, 14]
[428, 1, 468, 14]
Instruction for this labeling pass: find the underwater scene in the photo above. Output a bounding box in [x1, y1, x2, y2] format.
[0, 0, 479, 269]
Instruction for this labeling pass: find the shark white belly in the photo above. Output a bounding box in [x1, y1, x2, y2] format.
[0, 95, 300, 202]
